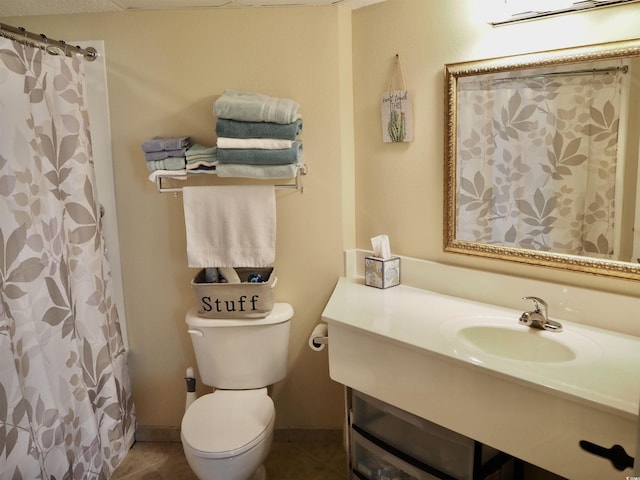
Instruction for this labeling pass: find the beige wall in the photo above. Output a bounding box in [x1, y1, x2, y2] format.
[2, 7, 351, 429]
[4, 0, 640, 432]
[353, 0, 640, 298]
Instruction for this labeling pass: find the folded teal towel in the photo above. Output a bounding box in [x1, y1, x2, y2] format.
[214, 91, 301, 124]
[186, 144, 217, 160]
[146, 156, 186, 172]
[215, 118, 302, 140]
[187, 157, 217, 166]
[142, 136, 191, 153]
[217, 141, 302, 165]
[185, 145, 217, 171]
[216, 162, 300, 179]
[144, 148, 188, 161]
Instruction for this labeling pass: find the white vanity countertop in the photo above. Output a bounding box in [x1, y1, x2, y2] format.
[321, 276, 640, 418]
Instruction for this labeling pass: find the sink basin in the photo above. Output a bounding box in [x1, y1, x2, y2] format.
[441, 315, 601, 365]
[457, 325, 576, 362]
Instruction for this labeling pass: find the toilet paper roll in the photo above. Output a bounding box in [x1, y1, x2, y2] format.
[308, 323, 328, 352]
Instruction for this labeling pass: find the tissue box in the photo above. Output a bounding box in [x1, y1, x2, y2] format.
[365, 256, 400, 289]
[191, 267, 276, 319]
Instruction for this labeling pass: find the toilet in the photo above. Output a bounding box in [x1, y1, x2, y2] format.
[181, 302, 293, 480]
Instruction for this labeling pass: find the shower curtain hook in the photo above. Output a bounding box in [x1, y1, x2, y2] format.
[39, 33, 50, 54]
[19, 26, 27, 45]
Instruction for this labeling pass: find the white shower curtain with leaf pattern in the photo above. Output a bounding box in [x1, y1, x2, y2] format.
[0, 38, 135, 479]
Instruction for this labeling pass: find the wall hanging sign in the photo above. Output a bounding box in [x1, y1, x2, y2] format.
[381, 54, 413, 143]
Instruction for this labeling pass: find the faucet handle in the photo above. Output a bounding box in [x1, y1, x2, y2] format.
[519, 311, 533, 326]
[522, 296, 547, 313]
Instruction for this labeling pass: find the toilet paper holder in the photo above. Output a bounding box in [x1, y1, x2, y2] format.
[308, 323, 329, 351]
[312, 335, 328, 346]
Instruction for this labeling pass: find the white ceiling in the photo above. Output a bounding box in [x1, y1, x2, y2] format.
[0, 0, 385, 17]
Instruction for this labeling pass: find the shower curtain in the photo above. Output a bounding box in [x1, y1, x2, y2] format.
[456, 64, 625, 258]
[0, 38, 135, 479]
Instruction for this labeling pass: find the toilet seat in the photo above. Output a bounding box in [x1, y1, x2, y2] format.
[181, 389, 275, 459]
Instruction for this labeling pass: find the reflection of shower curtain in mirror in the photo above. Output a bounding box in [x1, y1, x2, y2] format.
[456, 66, 625, 258]
[0, 38, 135, 478]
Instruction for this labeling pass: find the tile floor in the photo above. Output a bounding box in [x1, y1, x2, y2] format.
[111, 438, 349, 480]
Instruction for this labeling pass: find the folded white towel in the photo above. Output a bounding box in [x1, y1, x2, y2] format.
[147, 169, 188, 182]
[182, 185, 276, 268]
[216, 137, 294, 150]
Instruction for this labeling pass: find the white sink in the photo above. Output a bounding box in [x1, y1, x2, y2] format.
[458, 325, 575, 362]
[442, 315, 602, 365]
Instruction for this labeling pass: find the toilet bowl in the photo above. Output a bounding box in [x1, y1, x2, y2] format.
[181, 303, 293, 480]
[181, 388, 275, 480]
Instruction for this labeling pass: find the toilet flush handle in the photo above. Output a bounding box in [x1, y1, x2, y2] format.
[187, 329, 204, 337]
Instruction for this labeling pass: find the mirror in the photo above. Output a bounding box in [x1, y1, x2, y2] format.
[444, 38, 640, 280]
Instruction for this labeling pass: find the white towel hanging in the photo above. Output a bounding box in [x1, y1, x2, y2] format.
[182, 185, 276, 268]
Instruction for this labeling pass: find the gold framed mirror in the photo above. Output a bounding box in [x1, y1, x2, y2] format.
[444, 38, 640, 280]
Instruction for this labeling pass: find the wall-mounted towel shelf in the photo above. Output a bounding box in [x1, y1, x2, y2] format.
[153, 164, 308, 194]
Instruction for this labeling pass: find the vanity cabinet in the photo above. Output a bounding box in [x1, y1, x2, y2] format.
[324, 276, 639, 478]
[347, 389, 521, 480]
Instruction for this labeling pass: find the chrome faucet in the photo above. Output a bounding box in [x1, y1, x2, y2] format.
[519, 296, 563, 332]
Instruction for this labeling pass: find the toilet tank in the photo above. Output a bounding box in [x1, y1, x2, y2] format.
[185, 303, 293, 389]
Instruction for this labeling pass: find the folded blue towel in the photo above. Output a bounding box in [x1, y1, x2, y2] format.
[214, 91, 301, 124]
[215, 118, 302, 140]
[142, 136, 191, 153]
[144, 148, 188, 161]
[146, 157, 186, 172]
[217, 141, 302, 165]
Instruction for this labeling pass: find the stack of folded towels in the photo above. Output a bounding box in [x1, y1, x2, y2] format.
[213, 91, 303, 179]
[185, 144, 218, 173]
[142, 136, 219, 175]
[141, 136, 191, 172]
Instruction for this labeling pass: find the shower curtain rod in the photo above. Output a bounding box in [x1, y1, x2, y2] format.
[0, 22, 98, 61]
[484, 65, 628, 85]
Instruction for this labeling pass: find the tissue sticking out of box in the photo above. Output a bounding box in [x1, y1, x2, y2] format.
[366, 234, 400, 289]
[371, 234, 391, 260]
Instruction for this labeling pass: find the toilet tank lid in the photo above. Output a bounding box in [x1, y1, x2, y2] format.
[186, 302, 293, 328]
[181, 389, 275, 458]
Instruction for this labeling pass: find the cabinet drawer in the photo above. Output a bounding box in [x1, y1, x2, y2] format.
[351, 430, 442, 480]
[352, 391, 475, 480]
